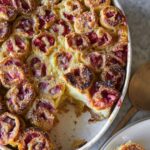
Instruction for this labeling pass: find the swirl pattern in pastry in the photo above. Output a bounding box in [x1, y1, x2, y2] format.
[26, 97, 56, 131]
[0, 112, 20, 145]
[6, 81, 36, 114]
[18, 128, 54, 150]
[100, 6, 126, 30]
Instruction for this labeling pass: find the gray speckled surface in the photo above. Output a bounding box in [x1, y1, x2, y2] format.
[92, 0, 150, 149]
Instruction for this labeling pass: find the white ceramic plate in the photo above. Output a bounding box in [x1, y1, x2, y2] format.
[101, 118, 150, 150]
[50, 0, 132, 149]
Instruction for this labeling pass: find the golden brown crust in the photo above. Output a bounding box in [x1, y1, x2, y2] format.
[6, 81, 36, 114]
[18, 128, 54, 150]
[40, 0, 62, 7]
[26, 97, 56, 131]
[32, 31, 56, 56]
[89, 81, 120, 110]
[33, 6, 57, 32]
[38, 76, 65, 100]
[118, 141, 145, 150]
[27, 54, 48, 80]
[0, 112, 20, 146]
[74, 11, 98, 34]
[100, 6, 126, 30]
[65, 65, 94, 91]
[65, 32, 90, 51]
[0, 21, 10, 42]
[0, 95, 6, 114]
[50, 19, 72, 37]
[16, 0, 37, 15]
[84, 0, 111, 11]
[1, 34, 30, 59]
[0, 5, 17, 21]
[101, 65, 125, 90]
[0, 65, 25, 88]
[86, 27, 114, 50]
[117, 25, 128, 43]
[0, 56, 23, 67]
[54, 50, 73, 71]
[112, 42, 128, 65]
[13, 16, 37, 38]
[80, 51, 106, 72]
[60, 0, 84, 22]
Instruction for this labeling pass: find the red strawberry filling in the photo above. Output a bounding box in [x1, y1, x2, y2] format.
[17, 18, 34, 36]
[37, 101, 54, 111]
[49, 85, 62, 96]
[67, 33, 90, 50]
[39, 82, 49, 91]
[65, 66, 93, 90]
[0, 5, 16, 20]
[30, 57, 46, 77]
[106, 53, 125, 67]
[106, 11, 115, 18]
[63, 12, 74, 21]
[0, 21, 9, 40]
[68, 36, 83, 47]
[100, 0, 106, 3]
[2, 58, 21, 67]
[26, 136, 45, 149]
[19, 1, 30, 12]
[15, 37, 25, 49]
[15, 0, 36, 13]
[104, 8, 124, 27]
[88, 52, 105, 70]
[5, 71, 21, 83]
[87, 32, 98, 44]
[101, 65, 125, 89]
[87, 31, 112, 47]
[57, 52, 72, 70]
[6, 40, 13, 52]
[38, 10, 56, 29]
[97, 34, 109, 46]
[33, 34, 55, 53]
[0, 0, 14, 7]
[25, 133, 39, 145]
[113, 43, 128, 63]
[0, 116, 15, 138]
[114, 50, 127, 64]
[0, 113, 19, 145]
[6, 37, 25, 53]
[52, 19, 71, 36]
[17, 86, 31, 100]
[90, 82, 119, 109]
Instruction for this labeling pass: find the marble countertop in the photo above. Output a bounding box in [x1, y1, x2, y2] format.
[92, 0, 150, 149]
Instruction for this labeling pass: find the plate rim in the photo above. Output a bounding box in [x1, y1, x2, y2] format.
[101, 117, 150, 150]
[78, 0, 132, 149]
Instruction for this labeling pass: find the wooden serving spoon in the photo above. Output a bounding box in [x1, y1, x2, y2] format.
[112, 62, 150, 134]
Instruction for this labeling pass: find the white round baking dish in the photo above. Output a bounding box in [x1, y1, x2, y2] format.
[0, 1, 131, 150]
[49, 0, 132, 149]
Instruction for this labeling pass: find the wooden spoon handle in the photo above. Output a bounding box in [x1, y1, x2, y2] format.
[112, 106, 138, 135]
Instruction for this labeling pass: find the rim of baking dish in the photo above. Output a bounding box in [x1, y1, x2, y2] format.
[78, 0, 132, 149]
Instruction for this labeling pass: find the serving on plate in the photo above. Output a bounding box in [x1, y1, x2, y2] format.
[0, 0, 130, 149]
[102, 118, 150, 150]
[116, 141, 145, 150]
